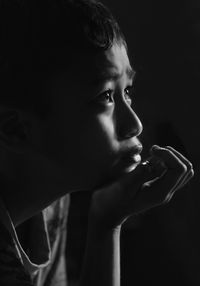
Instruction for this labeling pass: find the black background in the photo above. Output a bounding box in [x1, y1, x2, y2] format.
[102, 1, 200, 285]
[67, 1, 200, 285]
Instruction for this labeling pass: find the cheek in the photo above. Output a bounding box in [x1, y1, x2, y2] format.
[75, 113, 120, 185]
[38, 111, 121, 188]
[80, 113, 120, 162]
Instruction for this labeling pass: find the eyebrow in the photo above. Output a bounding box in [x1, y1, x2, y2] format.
[92, 66, 136, 86]
[126, 67, 136, 81]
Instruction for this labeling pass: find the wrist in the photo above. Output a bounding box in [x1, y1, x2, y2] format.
[87, 212, 122, 239]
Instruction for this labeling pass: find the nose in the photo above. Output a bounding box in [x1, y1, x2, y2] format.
[115, 101, 143, 140]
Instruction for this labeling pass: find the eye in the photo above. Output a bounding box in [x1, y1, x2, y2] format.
[124, 86, 134, 105]
[96, 89, 114, 105]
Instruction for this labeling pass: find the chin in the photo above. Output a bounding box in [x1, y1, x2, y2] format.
[123, 163, 139, 173]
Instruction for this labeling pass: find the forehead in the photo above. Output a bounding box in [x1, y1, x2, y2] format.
[67, 43, 133, 83]
[48, 44, 134, 102]
[99, 44, 130, 69]
[92, 44, 134, 82]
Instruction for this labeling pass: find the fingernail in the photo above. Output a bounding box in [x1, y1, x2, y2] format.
[150, 145, 161, 154]
[151, 145, 160, 151]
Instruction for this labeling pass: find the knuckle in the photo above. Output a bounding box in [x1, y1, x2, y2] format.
[188, 162, 193, 170]
[163, 193, 173, 204]
[190, 168, 195, 177]
[156, 193, 171, 206]
[162, 148, 172, 155]
[164, 195, 170, 204]
[165, 145, 172, 150]
[177, 163, 187, 174]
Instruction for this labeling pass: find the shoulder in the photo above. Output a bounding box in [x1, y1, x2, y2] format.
[0, 220, 33, 285]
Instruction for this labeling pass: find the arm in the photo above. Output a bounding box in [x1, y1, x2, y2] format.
[79, 145, 194, 286]
[80, 222, 121, 286]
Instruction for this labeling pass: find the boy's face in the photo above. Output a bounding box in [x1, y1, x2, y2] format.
[36, 43, 143, 191]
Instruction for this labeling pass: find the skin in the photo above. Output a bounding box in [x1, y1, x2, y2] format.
[0, 43, 194, 286]
[0, 43, 144, 226]
[37, 43, 143, 188]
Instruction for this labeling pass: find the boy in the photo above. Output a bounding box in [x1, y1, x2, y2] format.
[0, 0, 194, 285]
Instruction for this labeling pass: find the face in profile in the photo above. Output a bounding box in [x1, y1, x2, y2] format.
[35, 43, 143, 191]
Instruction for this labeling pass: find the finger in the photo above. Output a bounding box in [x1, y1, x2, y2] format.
[150, 145, 187, 173]
[132, 147, 189, 212]
[165, 146, 193, 179]
[121, 160, 163, 193]
[146, 155, 167, 177]
[164, 166, 194, 205]
[150, 145, 187, 191]
[174, 167, 194, 191]
[180, 168, 194, 187]
[165, 146, 193, 169]
[168, 168, 194, 199]
[132, 167, 185, 213]
[132, 146, 193, 213]
[164, 146, 194, 192]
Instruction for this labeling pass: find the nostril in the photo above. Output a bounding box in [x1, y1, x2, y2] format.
[118, 120, 143, 140]
[118, 124, 142, 140]
[122, 129, 139, 139]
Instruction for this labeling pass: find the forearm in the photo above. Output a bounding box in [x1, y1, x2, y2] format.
[79, 219, 121, 286]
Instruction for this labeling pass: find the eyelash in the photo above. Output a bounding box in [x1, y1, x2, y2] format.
[97, 86, 134, 105]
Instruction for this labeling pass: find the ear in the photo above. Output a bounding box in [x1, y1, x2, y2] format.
[0, 107, 32, 153]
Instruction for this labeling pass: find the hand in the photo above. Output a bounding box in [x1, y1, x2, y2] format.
[89, 145, 194, 231]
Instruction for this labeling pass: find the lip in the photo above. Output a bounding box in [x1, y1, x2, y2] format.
[121, 144, 143, 159]
[117, 144, 143, 172]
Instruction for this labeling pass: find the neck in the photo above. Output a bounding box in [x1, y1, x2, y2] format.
[1, 179, 63, 227]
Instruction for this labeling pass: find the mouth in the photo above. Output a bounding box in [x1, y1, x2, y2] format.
[117, 145, 143, 173]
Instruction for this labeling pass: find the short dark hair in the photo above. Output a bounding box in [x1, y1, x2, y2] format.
[0, 0, 127, 117]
